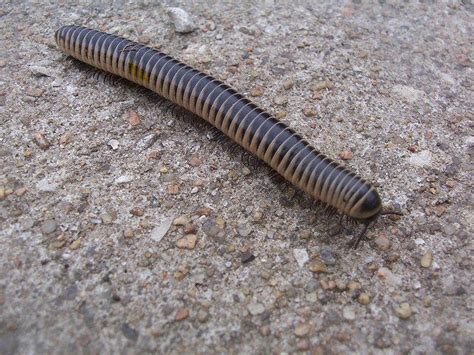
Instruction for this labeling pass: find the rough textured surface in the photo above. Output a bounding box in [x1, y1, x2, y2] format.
[0, 1, 472, 354]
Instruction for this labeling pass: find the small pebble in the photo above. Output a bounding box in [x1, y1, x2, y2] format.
[100, 212, 114, 225]
[135, 133, 159, 151]
[69, 239, 81, 250]
[250, 87, 264, 97]
[339, 150, 353, 160]
[167, 184, 180, 194]
[121, 323, 138, 342]
[107, 139, 119, 150]
[189, 156, 202, 167]
[275, 111, 287, 119]
[342, 306, 356, 320]
[15, 187, 27, 197]
[173, 215, 190, 226]
[34, 132, 50, 150]
[41, 219, 57, 234]
[396, 303, 412, 320]
[294, 323, 310, 337]
[309, 260, 327, 273]
[36, 178, 58, 192]
[130, 208, 144, 217]
[176, 234, 197, 250]
[420, 250, 433, 268]
[296, 339, 310, 351]
[27, 87, 45, 97]
[150, 217, 173, 242]
[247, 302, 265, 315]
[237, 224, 252, 237]
[260, 325, 271, 336]
[273, 96, 288, 105]
[127, 110, 141, 126]
[167, 7, 195, 33]
[374, 235, 391, 251]
[293, 248, 309, 268]
[320, 246, 336, 265]
[283, 79, 294, 90]
[115, 175, 134, 184]
[123, 228, 135, 238]
[240, 251, 255, 264]
[197, 309, 209, 323]
[175, 308, 189, 321]
[347, 281, 361, 292]
[312, 80, 334, 91]
[303, 108, 317, 117]
[358, 293, 371, 305]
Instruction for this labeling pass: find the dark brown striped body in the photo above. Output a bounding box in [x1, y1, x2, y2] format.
[55, 25, 382, 221]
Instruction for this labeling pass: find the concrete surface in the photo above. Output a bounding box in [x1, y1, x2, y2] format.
[0, 1, 472, 354]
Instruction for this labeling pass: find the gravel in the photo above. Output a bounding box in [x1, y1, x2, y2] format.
[0, 1, 472, 354]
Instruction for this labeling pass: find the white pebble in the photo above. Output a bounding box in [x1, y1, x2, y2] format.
[293, 248, 309, 268]
[107, 139, 119, 150]
[150, 217, 174, 242]
[115, 175, 134, 184]
[36, 178, 58, 192]
[167, 7, 196, 33]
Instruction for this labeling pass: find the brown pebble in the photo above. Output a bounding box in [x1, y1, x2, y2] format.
[339, 150, 353, 160]
[250, 86, 264, 97]
[374, 235, 391, 251]
[27, 87, 44, 97]
[123, 228, 135, 238]
[34, 132, 51, 150]
[197, 207, 212, 216]
[128, 110, 141, 126]
[130, 208, 144, 217]
[312, 80, 334, 91]
[69, 239, 81, 250]
[420, 250, 433, 268]
[147, 151, 160, 160]
[347, 281, 361, 292]
[396, 303, 412, 319]
[173, 215, 190, 226]
[408, 145, 418, 153]
[167, 184, 180, 194]
[138, 35, 150, 44]
[59, 133, 72, 145]
[275, 111, 287, 119]
[189, 156, 202, 167]
[175, 308, 189, 321]
[445, 179, 455, 188]
[260, 325, 271, 336]
[23, 149, 33, 159]
[15, 187, 28, 197]
[358, 293, 371, 305]
[283, 79, 294, 90]
[0, 188, 9, 201]
[184, 224, 197, 234]
[303, 108, 317, 117]
[176, 234, 197, 250]
[296, 339, 310, 351]
[435, 205, 447, 217]
[294, 323, 310, 337]
[309, 260, 327, 273]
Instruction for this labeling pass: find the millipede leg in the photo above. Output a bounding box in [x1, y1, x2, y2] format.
[350, 222, 370, 249]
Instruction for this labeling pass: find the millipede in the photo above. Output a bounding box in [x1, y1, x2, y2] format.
[55, 25, 402, 248]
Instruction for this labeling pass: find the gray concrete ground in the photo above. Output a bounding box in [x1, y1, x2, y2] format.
[0, 1, 473, 354]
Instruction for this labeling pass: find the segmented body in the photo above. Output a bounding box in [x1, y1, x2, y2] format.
[55, 25, 382, 221]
